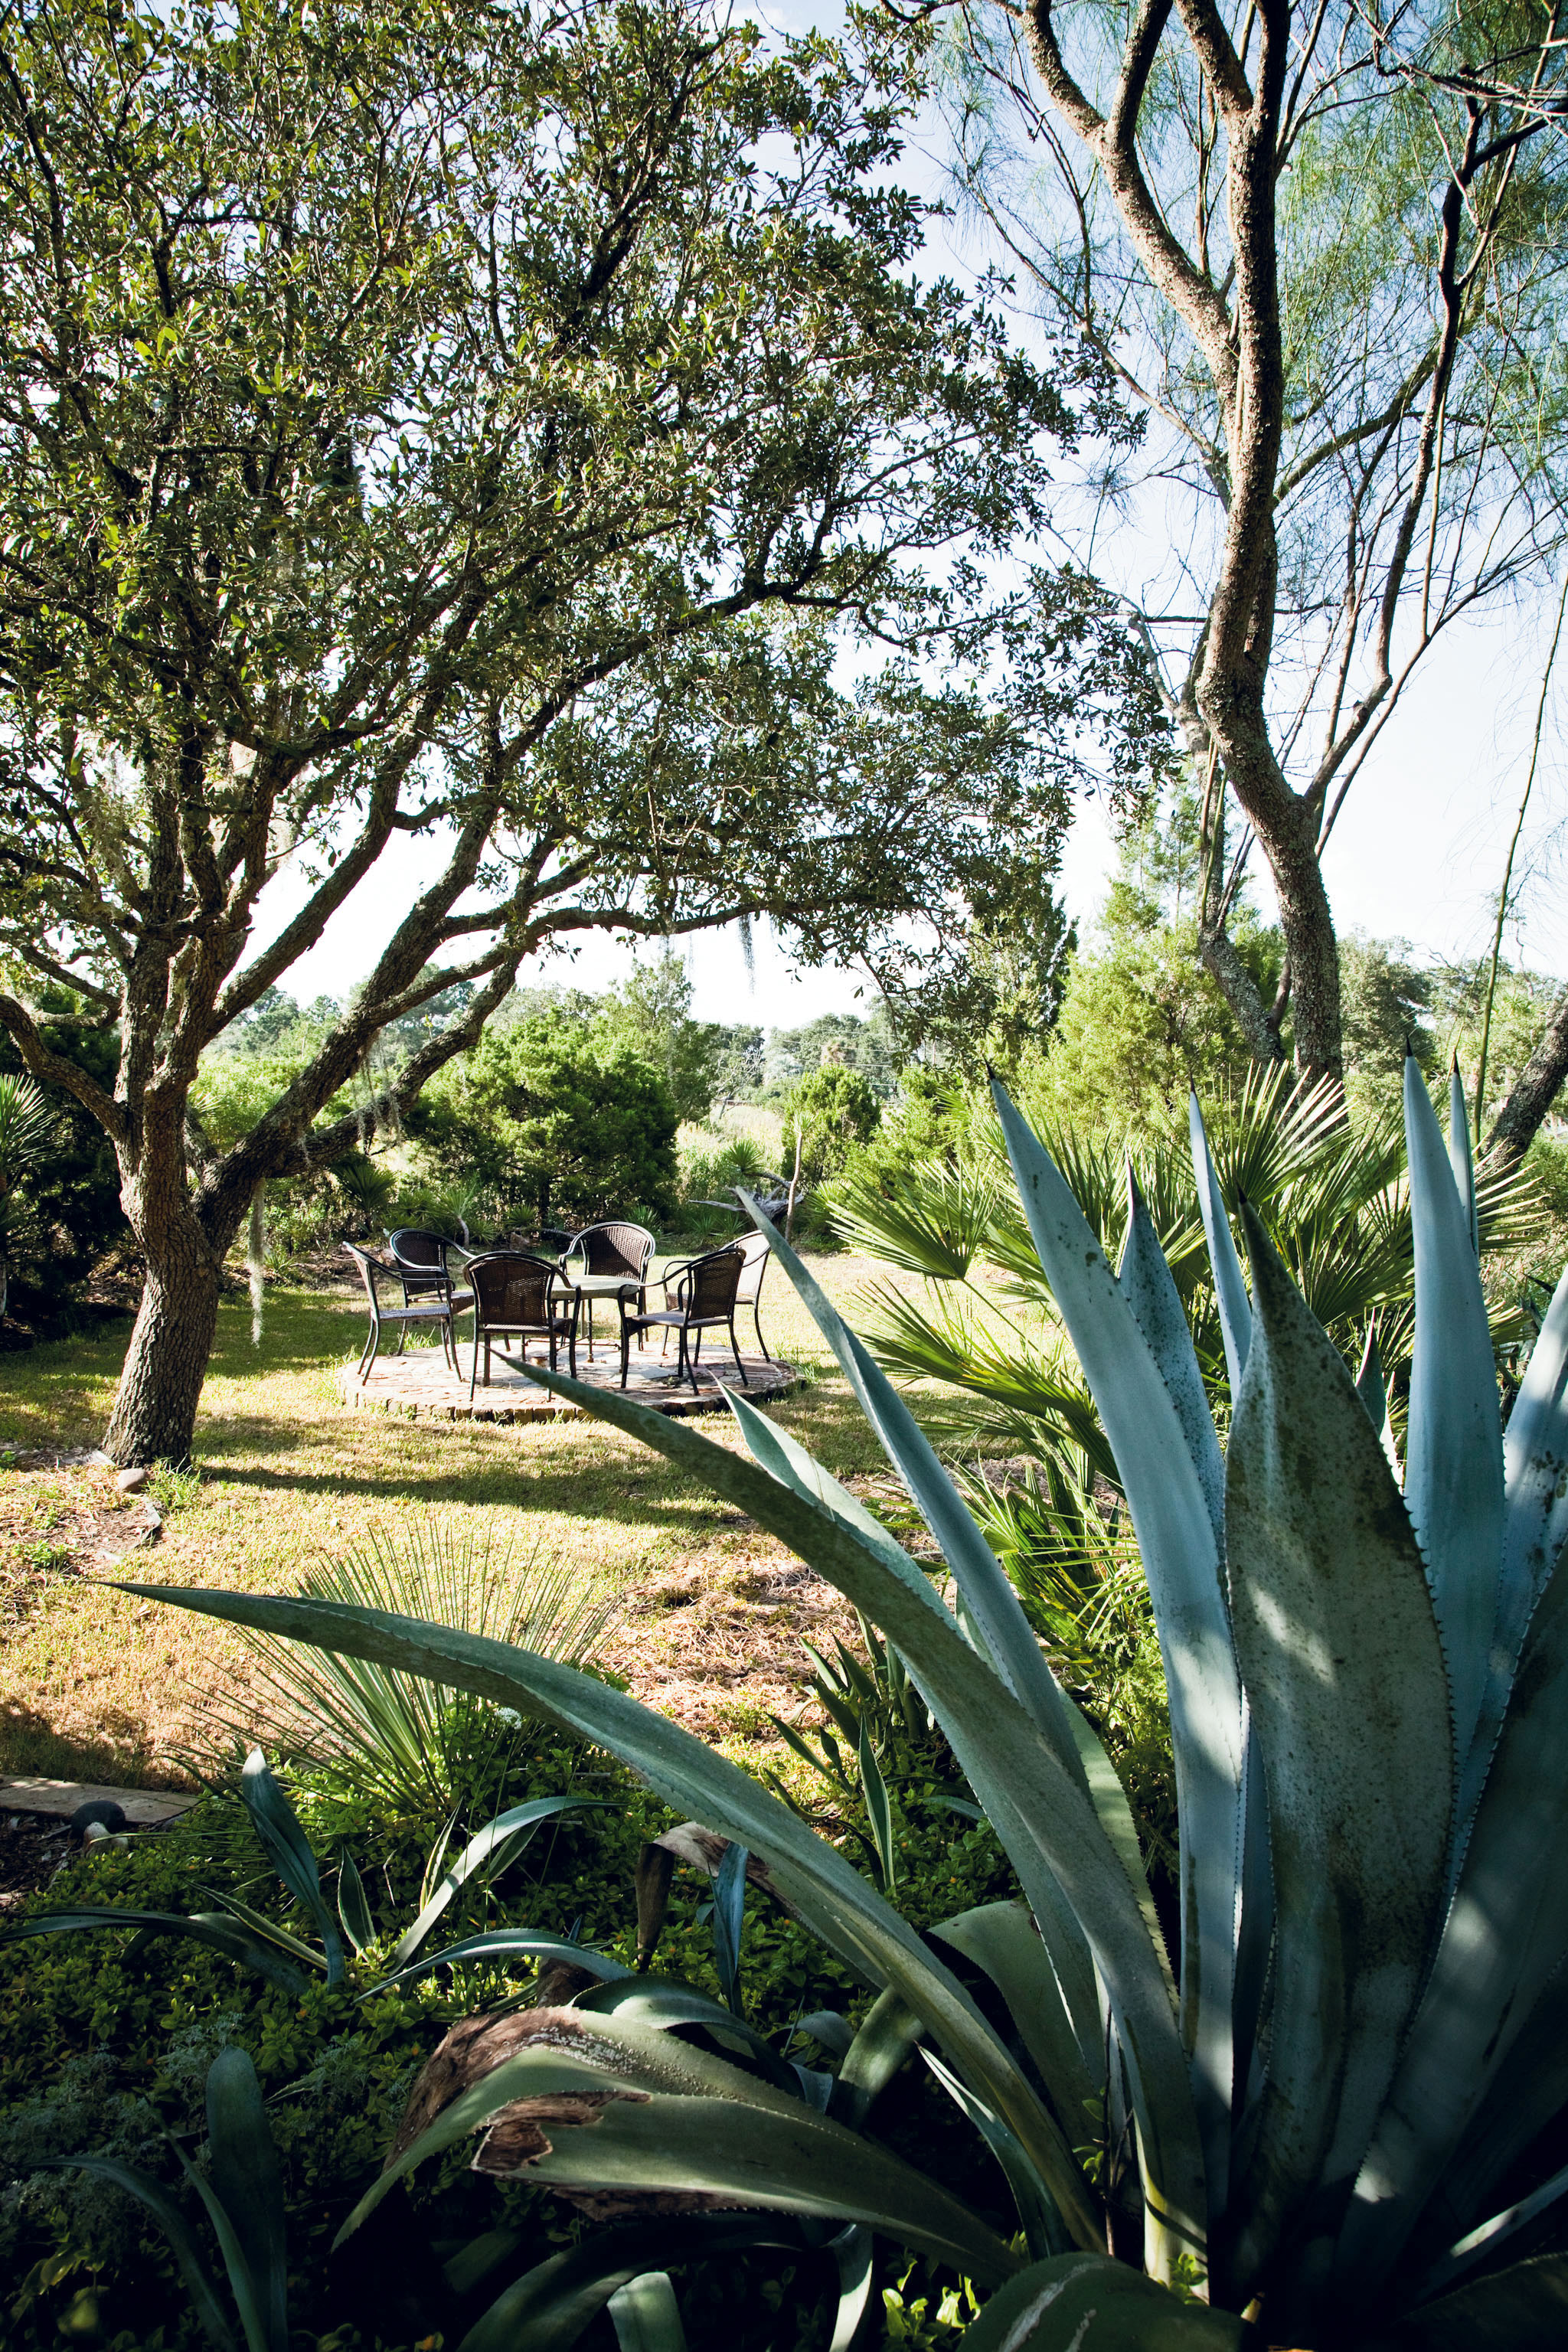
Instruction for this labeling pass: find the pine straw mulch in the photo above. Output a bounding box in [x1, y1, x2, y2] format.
[599, 1473, 942, 1746]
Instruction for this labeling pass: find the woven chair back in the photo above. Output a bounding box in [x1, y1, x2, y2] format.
[342, 1242, 390, 1308]
[683, 1243, 744, 1318]
[469, 1253, 557, 1327]
[577, 1221, 654, 1279]
[734, 1230, 770, 1303]
[387, 1227, 449, 1272]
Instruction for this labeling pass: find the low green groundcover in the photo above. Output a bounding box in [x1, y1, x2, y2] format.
[1, 1733, 1021, 2350]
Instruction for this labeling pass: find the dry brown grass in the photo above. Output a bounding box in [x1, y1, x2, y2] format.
[0, 1250, 915, 1788]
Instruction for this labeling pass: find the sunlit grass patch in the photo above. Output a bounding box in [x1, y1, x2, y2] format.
[0, 1255, 928, 1788]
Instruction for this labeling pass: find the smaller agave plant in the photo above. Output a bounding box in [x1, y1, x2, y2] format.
[126, 1061, 1568, 2348]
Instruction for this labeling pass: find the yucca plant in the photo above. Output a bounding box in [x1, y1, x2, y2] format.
[201, 1519, 617, 1819]
[116, 1060, 1568, 2344]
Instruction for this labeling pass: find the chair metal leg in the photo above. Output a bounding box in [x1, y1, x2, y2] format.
[359, 1320, 378, 1383]
[730, 1314, 747, 1386]
[619, 1318, 632, 1390]
[753, 1301, 770, 1362]
[469, 1328, 482, 1402]
[678, 1327, 694, 1393]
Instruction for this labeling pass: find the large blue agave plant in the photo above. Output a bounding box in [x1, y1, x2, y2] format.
[127, 1063, 1568, 2347]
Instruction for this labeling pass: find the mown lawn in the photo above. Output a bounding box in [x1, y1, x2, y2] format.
[0, 1251, 924, 1788]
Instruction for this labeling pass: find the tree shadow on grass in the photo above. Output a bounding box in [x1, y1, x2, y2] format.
[0, 1696, 185, 1788]
[198, 1382, 887, 1531]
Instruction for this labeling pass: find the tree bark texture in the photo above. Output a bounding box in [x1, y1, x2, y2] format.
[1487, 989, 1568, 1173]
[102, 1203, 224, 1466]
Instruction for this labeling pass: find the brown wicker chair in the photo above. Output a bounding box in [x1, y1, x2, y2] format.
[617, 1242, 747, 1393]
[343, 1243, 469, 1381]
[733, 1230, 773, 1360]
[466, 1252, 580, 1400]
[560, 1220, 655, 1359]
[386, 1227, 472, 1308]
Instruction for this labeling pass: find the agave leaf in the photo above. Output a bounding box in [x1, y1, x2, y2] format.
[855, 1723, 895, 1891]
[393, 1795, 603, 1967]
[1419, 2156, 1568, 2302]
[122, 1576, 1111, 2256]
[1391, 2252, 1568, 2348]
[1418, 1964, 1568, 2272]
[932, 1901, 1099, 2132]
[31, 2153, 238, 2352]
[835, 1984, 924, 2127]
[1504, 1256, 1568, 1602]
[1188, 1092, 1252, 1400]
[1337, 1557, 1568, 2301]
[240, 1750, 344, 1985]
[727, 1384, 1148, 2005]
[734, 1193, 1095, 1787]
[370, 1928, 631, 1996]
[1449, 1062, 1478, 1256]
[166, 2138, 273, 2352]
[1401, 1059, 1504, 1789]
[199, 1887, 328, 1971]
[923, 2045, 1071, 2257]
[795, 2009, 855, 2060]
[573, 1977, 800, 2094]
[502, 1364, 1191, 2233]
[955, 2253, 1250, 2349]
[0, 1906, 308, 1994]
[1354, 1326, 1403, 1488]
[1119, 1166, 1224, 1546]
[828, 2223, 874, 2352]
[205, 2048, 287, 2352]
[1223, 1206, 1452, 2314]
[1480, 1257, 1568, 1805]
[1230, 1704, 1272, 2123]
[455, 2218, 799, 2352]
[337, 1848, 374, 1956]
[523, 2082, 1013, 2282]
[711, 1838, 747, 2015]
[606, 2272, 687, 2352]
[995, 1083, 1240, 2236]
[444, 2226, 522, 2299]
[341, 2015, 1020, 2282]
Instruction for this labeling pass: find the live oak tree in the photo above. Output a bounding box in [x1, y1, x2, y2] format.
[0, 0, 1160, 1462]
[916, 0, 1568, 1096]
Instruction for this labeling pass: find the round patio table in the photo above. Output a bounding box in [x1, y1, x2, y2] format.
[561, 1271, 645, 1362]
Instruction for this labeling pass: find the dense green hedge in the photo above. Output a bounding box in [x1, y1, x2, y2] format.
[1, 1736, 1024, 2350]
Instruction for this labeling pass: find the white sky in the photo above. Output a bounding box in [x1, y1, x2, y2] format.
[247, 5, 1568, 1029]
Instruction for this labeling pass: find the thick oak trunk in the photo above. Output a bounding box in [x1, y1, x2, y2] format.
[103, 1181, 226, 1468]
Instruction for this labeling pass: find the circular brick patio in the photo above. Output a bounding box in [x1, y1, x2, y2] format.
[340, 1338, 797, 1423]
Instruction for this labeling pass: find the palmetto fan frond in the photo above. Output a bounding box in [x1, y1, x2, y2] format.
[831, 1061, 1537, 1478]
